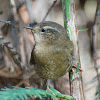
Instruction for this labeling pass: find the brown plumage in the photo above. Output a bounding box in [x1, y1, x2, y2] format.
[26, 21, 74, 79]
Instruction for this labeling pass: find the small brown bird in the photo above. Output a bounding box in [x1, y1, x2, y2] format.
[24, 21, 74, 80]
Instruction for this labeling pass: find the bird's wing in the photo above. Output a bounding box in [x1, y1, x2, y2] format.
[30, 47, 35, 65]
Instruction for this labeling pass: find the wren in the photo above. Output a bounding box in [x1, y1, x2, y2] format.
[24, 21, 74, 80]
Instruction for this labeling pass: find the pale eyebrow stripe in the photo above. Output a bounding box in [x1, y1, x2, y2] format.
[43, 26, 58, 31]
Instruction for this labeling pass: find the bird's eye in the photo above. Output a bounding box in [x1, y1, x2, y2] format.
[41, 28, 46, 32]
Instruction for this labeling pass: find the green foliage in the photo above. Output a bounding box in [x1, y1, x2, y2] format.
[0, 87, 55, 100]
[49, 87, 74, 100]
[0, 86, 75, 100]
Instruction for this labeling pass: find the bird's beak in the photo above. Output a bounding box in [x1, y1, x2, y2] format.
[23, 26, 34, 30]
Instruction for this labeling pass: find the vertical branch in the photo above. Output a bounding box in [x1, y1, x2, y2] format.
[9, 0, 28, 72]
[62, 0, 84, 99]
[91, 1, 100, 98]
[92, 1, 100, 98]
[9, 0, 20, 50]
[70, 2, 83, 99]
[10, 0, 19, 23]
[25, 0, 34, 23]
[92, 0, 100, 82]
[19, 36, 26, 66]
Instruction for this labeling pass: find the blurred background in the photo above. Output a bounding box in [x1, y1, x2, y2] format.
[0, 0, 99, 100]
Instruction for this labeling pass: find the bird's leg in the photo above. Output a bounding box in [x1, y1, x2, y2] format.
[69, 70, 73, 96]
[42, 79, 51, 91]
[43, 79, 47, 90]
[46, 80, 52, 91]
[42, 79, 51, 90]
[42, 80, 51, 100]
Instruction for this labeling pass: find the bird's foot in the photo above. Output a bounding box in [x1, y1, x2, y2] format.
[47, 84, 51, 91]
[72, 64, 83, 72]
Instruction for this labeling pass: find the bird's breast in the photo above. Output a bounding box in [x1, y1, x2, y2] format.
[32, 45, 73, 79]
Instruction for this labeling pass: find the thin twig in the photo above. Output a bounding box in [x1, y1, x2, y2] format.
[0, 20, 12, 25]
[42, 0, 57, 21]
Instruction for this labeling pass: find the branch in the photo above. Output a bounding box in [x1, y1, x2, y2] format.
[62, 0, 84, 99]
[42, 0, 57, 21]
